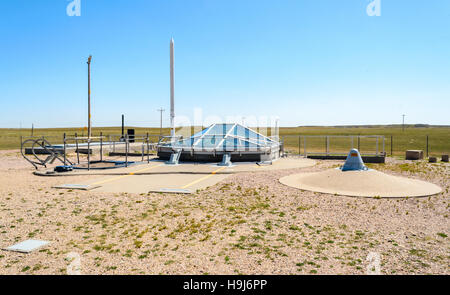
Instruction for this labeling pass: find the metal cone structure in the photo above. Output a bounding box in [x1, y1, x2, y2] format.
[341, 149, 368, 171]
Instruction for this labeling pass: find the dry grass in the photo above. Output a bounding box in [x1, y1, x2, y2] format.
[0, 150, 448, 274]
[1, 125, 449, 157]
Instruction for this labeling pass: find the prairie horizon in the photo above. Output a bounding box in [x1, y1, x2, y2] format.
[3, 125, 449, 156]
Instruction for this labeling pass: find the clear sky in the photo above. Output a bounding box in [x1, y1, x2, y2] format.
[0, 0, 449, 128]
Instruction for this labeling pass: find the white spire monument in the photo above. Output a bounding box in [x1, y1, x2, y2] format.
[170, 38, 175, 137]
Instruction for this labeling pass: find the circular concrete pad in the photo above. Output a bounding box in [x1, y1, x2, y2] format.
[280, 169, 442, 198]
[229, 157, 316, 173]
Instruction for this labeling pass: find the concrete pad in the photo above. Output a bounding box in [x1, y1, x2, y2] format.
[39, 157, 315, 177]
[3, 240, 50, 253]
[230, 157, 316, 172]
[51, 158, 316, 194]
[153, 188, 193, 194]
[280, 169, 442, 198]
[53, 184, 101, 191]
[87, 171, 230, 194]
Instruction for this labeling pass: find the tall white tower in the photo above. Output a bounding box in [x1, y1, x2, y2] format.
[170, 38, 175, 137]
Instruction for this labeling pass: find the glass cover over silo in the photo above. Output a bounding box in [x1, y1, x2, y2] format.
[157, 123, 281, 163]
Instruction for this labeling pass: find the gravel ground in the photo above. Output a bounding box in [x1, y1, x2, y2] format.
[0, 150, 448, 275]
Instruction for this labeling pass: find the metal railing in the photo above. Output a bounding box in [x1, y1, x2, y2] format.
[21, 133, 165, 170]
[282, 135, 386, 157]
[157, 134, 280, 154]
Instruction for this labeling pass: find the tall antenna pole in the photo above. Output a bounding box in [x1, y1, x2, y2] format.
[158, 108, 165, 137]
[170, 38, 175, 137]
[87, 55, 92, 139]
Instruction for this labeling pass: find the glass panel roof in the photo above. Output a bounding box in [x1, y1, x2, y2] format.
[163, 123, 279, 150]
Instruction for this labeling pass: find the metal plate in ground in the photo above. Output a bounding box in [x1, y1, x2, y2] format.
[53, 184, 101, 191]
[3, 240, 50, 253]
[151, 188, 193, 194]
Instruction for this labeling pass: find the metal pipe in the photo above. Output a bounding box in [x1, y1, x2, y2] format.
[100, 132, 103, 162]
[147, 133, 150, 163]
[87, 137, 90, 171]
[391, 135, 393, 156]
[125, 134, 128, 168]
[304, 136, 307, 156]
[87, 55, 92, 139]
[121, 114, 124, 139]
[141, 140, 144, 162]
[63, 133, 66, 165]
[375, 137, 378, 155]
[75, 132, 80, 164]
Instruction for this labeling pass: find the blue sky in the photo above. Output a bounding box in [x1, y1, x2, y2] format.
[0, 0, 449, 128]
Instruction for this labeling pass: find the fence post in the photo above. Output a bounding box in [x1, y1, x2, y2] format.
[63, 133, 66, 166]
[125, 134, 128, 168]
[358, 136, 360, 151]
[298, 135, 301, 155]
[304, 136, 307, 157]
[390, 135, 393, 156]
[147, 133, 150, 163]
[141, 136, 145, 162]
[376, 136, 379, 155]
[100, 132, 103, 162]
[75, 133, 80, 164]
[426, 135, 429, 158]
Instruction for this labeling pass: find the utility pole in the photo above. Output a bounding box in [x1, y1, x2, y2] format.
[402, 114, 405, 132]
[158, 108, 165, 137]
[121, 114, 125, 139]
[87, 55, 92, 139]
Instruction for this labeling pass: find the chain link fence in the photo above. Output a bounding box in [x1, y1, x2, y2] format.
[282, 134, 450, 158]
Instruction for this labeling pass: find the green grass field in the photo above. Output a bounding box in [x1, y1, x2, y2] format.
[1, 125, 449, 157]
[280, 125, 450, 157]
